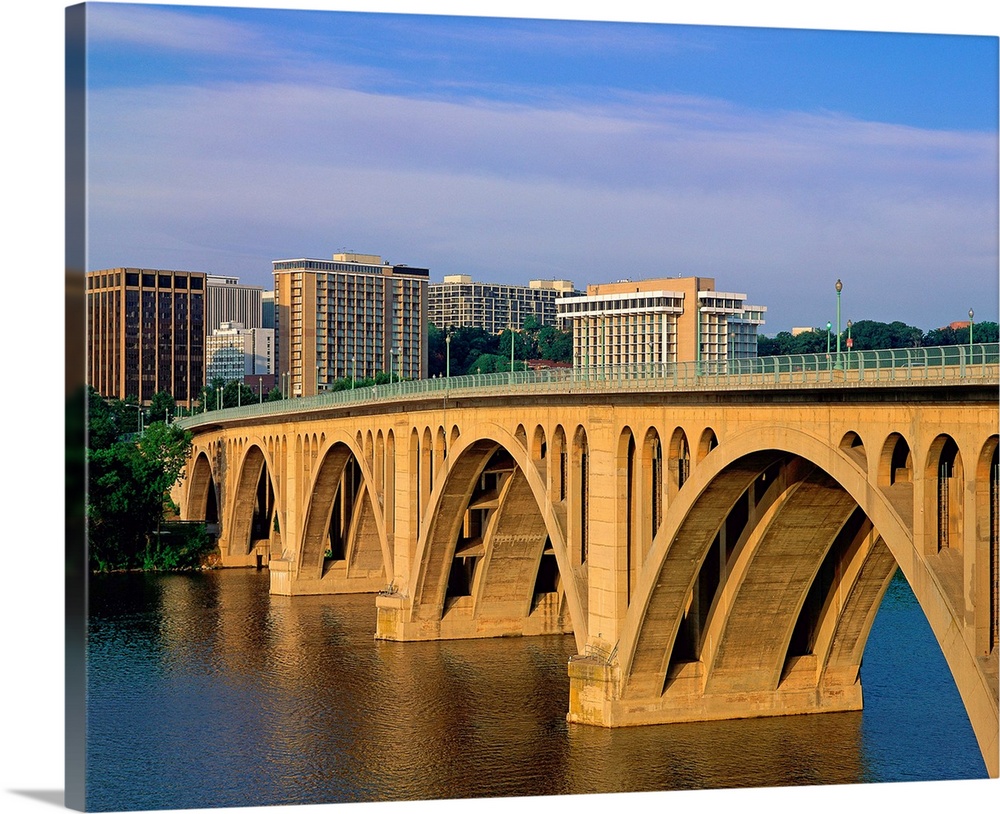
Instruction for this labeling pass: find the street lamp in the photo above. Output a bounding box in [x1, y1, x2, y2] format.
[835, 279, 843, 369]
[259, 376, 263, 404]
[969, 308, 975, 349]
[846, 320, 853, 369]
[826, 321, 832, 356]
[445, 332, 451, 383]
[352, 356, 356, 389]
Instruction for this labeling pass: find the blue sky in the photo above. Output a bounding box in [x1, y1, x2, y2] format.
[81, 1, 999, 333]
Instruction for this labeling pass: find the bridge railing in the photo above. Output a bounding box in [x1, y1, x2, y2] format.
[175, 342, 999, 430]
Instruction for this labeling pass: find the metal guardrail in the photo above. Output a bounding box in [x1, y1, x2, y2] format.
[176, 343, 999, 430]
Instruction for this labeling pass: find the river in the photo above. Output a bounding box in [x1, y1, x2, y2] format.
[85, 568, 987, 811]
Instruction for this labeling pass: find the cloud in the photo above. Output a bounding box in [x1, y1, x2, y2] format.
[85, 76, 997, 331]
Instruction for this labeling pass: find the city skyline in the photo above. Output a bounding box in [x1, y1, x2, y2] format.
[80, 2, 997, 335]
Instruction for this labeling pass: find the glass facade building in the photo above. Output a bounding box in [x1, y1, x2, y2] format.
[87, 268, 206, 407]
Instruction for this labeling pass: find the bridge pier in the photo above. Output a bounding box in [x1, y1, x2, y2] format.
[567, 655, 863, 727]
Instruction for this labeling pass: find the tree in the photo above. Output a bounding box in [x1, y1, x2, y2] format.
[87, 420, 196, 570]
[148, 391, 176, 424]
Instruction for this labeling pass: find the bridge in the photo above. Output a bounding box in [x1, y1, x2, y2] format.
[174, 344, 999, 776]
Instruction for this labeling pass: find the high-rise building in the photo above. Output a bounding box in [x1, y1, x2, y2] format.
[205, 275, 264, 335]
[273, 252, 428, 397]
[428, 275, 577, 334]
[86, 267, 206, 407]
[206, 322, 275, 384]
[261, 290, 276, 329]
[556, 276, 766, 372]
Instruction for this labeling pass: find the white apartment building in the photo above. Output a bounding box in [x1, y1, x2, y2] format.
[206, 275, 264, 335]
[273, 252, 428, 397]
[556, 276, 766, 372]
[429, 275, 578, 334]
[206, 322, 275, 384]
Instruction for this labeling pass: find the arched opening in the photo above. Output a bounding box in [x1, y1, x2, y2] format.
[925, 435, 964, 553]
[572, 426, 589, 566]
[839, 430, 867, 470]
[385, 430, 396, 535]
[325, 456, 361, 566]
[697, 427, 718, 462]
[531, 424, 547, 461]
[446, 446, 515, 604]
[643, 428, 664, 549]
[617, 427, 637, 603]
[977, 436, 999, 655]
[668, 427, 691, 499]
[551, 424, 567, 506]
[879, 433, 913, 487]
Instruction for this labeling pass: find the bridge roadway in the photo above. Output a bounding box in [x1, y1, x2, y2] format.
[174, 345, 1000, 776]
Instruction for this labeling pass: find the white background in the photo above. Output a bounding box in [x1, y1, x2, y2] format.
[2, 2, 997, 814]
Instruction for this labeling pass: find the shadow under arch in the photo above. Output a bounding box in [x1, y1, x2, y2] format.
[185, 448, 220, 526]
[402, 423, 589, 650]
[613, 424, 997, 775]
[226, 439, 282, 560]
[298, 430, 392, 586]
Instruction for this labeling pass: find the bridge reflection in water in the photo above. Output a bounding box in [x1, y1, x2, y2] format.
[173, 345, 999, 778]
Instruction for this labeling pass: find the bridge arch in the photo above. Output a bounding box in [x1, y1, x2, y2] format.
[615, 424, 997, 769]
[404, 424, 588, 649]
[226, 439, 282, 561]
[298, 431, 391, 587]
[185, 448, 220, 527]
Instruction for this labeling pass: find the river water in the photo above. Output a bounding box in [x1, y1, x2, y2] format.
[85, 568, 987, 811]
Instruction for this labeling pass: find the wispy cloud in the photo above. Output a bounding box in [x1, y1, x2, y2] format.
[88, 4, 268, 55]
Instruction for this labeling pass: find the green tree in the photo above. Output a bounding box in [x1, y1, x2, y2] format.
[87, 421, 194, 570]
[148, 391, 176, 424]
[536, 325, 573, 362]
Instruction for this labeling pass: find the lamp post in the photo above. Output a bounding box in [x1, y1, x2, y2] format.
[835, 279, 843, 369]
[509, 322, 515, 383]
[390, 348, 395, 386]
[969, 308, 975, 349]
[445, 332, 451, 383]
[259, 376, 263, 404]
[351, 356, 356, 390]
[826, 321, 832, 356]
[846, 320, 853, 369]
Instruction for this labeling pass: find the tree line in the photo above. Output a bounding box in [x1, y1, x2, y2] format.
[757, 319, 999, 356]
[86, 387, 213, 571]
[427, 317, 573, 377]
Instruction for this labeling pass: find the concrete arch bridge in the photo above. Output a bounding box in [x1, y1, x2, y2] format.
[174, 346, 999, 775]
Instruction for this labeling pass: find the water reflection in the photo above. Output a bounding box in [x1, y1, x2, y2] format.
[85, 568, 985, 812]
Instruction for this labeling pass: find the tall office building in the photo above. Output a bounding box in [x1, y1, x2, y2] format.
[273, 252, 429, 397]
[206, 322, 275, 384]
[86, 267, 206, 407]
[205, 275, 264, 335]
[557, 276, 766, 372]
[261, 290, 276, 329]
[428, 275, 578, 334]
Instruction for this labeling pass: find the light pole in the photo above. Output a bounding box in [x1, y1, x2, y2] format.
[352, 356, 356, 389]
[835, 278, 843, 369]
[846, 320, 853, 369]
[969, 308, 975, 349]
[445, 332, 451, 383]
[509, 323, 515, 382]
[826, 321, 832, 356]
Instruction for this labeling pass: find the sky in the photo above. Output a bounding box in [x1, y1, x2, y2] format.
[2, 5, 999, 814]
[77, 1, 998, 334]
